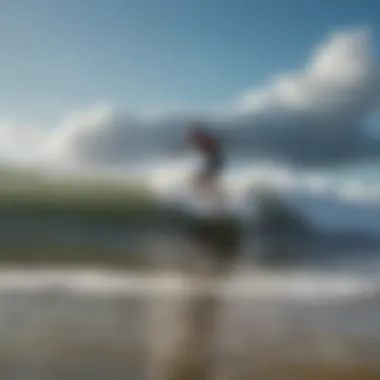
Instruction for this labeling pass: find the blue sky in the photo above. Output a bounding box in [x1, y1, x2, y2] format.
[0, 0, 379, 127]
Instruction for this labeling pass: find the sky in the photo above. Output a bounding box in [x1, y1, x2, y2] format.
[0, 0, 379, 124]
[0, 0, 380, 187]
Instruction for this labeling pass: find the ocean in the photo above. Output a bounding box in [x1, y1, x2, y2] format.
[1, 161, 380, 379]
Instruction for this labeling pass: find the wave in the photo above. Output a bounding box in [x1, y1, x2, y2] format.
[0, 268, 378, 302]
[148, 160, 380, 237]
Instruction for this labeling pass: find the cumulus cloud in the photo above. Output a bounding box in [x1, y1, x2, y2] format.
[2, 27, 380, 169]
[46, 104, 193, 167]
[228, 27, 380, 165]
[0, 121, 47, 166]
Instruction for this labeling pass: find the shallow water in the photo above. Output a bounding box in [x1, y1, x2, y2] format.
[0, 268, 379, 379]
[0, 203, 380, 379]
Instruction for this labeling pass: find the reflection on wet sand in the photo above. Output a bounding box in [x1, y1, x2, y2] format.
[0, 269, 379, 380]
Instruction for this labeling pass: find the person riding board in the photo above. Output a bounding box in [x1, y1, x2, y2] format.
[176, 122, 225, 209]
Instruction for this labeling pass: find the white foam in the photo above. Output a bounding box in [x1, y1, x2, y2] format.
[147, 160, 380, 234]
[0, 269, 377, 302]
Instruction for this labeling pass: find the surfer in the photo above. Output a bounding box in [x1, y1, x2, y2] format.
[176, 122, 225, 210]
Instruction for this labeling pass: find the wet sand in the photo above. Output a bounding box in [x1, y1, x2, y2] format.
[0, 269, 379, 379]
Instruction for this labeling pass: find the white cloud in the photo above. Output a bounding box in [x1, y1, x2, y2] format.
[227, 27, 380, 165]
[1, 27, 380, 170]
[0, 121, 47, 166]
[237, 28, 375, 114]
[47, 104, 114, 164]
